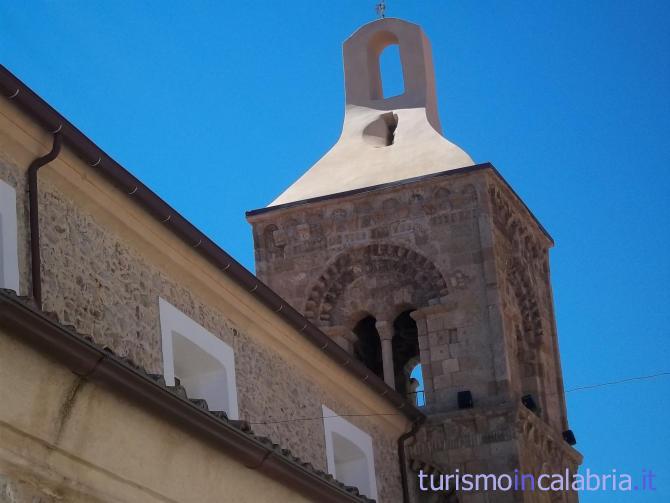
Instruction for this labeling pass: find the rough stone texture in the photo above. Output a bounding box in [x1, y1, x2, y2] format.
[251, 173, 485, 334]
[0, 156, 403, 502]
[249, 167, 581, 502]
[250, 170, 514, 410]
[406, 406, 580, 503]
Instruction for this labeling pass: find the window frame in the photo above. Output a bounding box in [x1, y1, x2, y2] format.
[322, 405, 378, 500]
[0, 180, 19, 293]
[159, 298, 239, 419]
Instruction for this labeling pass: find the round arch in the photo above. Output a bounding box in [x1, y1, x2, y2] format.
[304, 243, 447, 326]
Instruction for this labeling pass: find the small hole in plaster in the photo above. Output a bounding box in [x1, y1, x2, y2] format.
[362, 112, 398, 147]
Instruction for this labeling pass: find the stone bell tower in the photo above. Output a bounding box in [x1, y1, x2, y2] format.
[247, 18, 581, 503]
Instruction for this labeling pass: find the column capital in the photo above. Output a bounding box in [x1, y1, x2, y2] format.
[375, 320, 394, 341]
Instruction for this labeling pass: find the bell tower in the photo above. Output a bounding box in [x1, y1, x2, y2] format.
[247, 18, 581, 503]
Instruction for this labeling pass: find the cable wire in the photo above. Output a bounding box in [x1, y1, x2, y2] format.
[248, 370, 670, 426]
[565, 371, 670, 393]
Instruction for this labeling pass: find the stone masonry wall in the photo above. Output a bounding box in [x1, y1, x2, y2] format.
[249, 168, 580, 502]
[405, 405, 580, 503]
[488, 182, 567, 431]
[0, 155, 403, 502]
[250, 170, 568, 427]
[249, 170, 512, 412]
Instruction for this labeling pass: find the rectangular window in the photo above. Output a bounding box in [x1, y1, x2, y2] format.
[159, 298, 239, 419]
[0, 180, 19, 293]
[322, 405, 377, 500]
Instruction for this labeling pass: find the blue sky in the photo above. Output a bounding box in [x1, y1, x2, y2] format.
[1, 1, 669, 501]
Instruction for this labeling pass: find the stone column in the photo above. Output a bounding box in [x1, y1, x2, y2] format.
[375, 320, 395, 390]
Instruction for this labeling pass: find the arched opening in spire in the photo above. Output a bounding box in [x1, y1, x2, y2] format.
[367, 30, 404, 101]
[379, 43, 405, 98]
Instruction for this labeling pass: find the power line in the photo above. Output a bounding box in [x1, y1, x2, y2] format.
[248, 371, 670, 426]
[249, 413, 400, 426]
[565, 371, 670, 393]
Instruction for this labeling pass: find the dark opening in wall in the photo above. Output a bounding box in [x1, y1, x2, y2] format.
[352, 315, 383, 379]
[362, 112, 398, 147]
[392, 310, 419, 396]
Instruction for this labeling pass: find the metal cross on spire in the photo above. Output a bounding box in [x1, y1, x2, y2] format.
[375, 1, 386, 19]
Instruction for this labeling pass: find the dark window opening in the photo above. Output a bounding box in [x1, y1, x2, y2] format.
[352, 315, 383, 379]
[383, 112, 398, 146]
[392, 310, 419, 397]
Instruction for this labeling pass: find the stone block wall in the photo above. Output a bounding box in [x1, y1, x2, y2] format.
[249, 167, 580, 501]
[249, 171, 519, 411]
[488, 182, 567, 432]
[406, 405, 581, 503]
[250, 169, 568, 424]
[250, 173, 488, 332]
